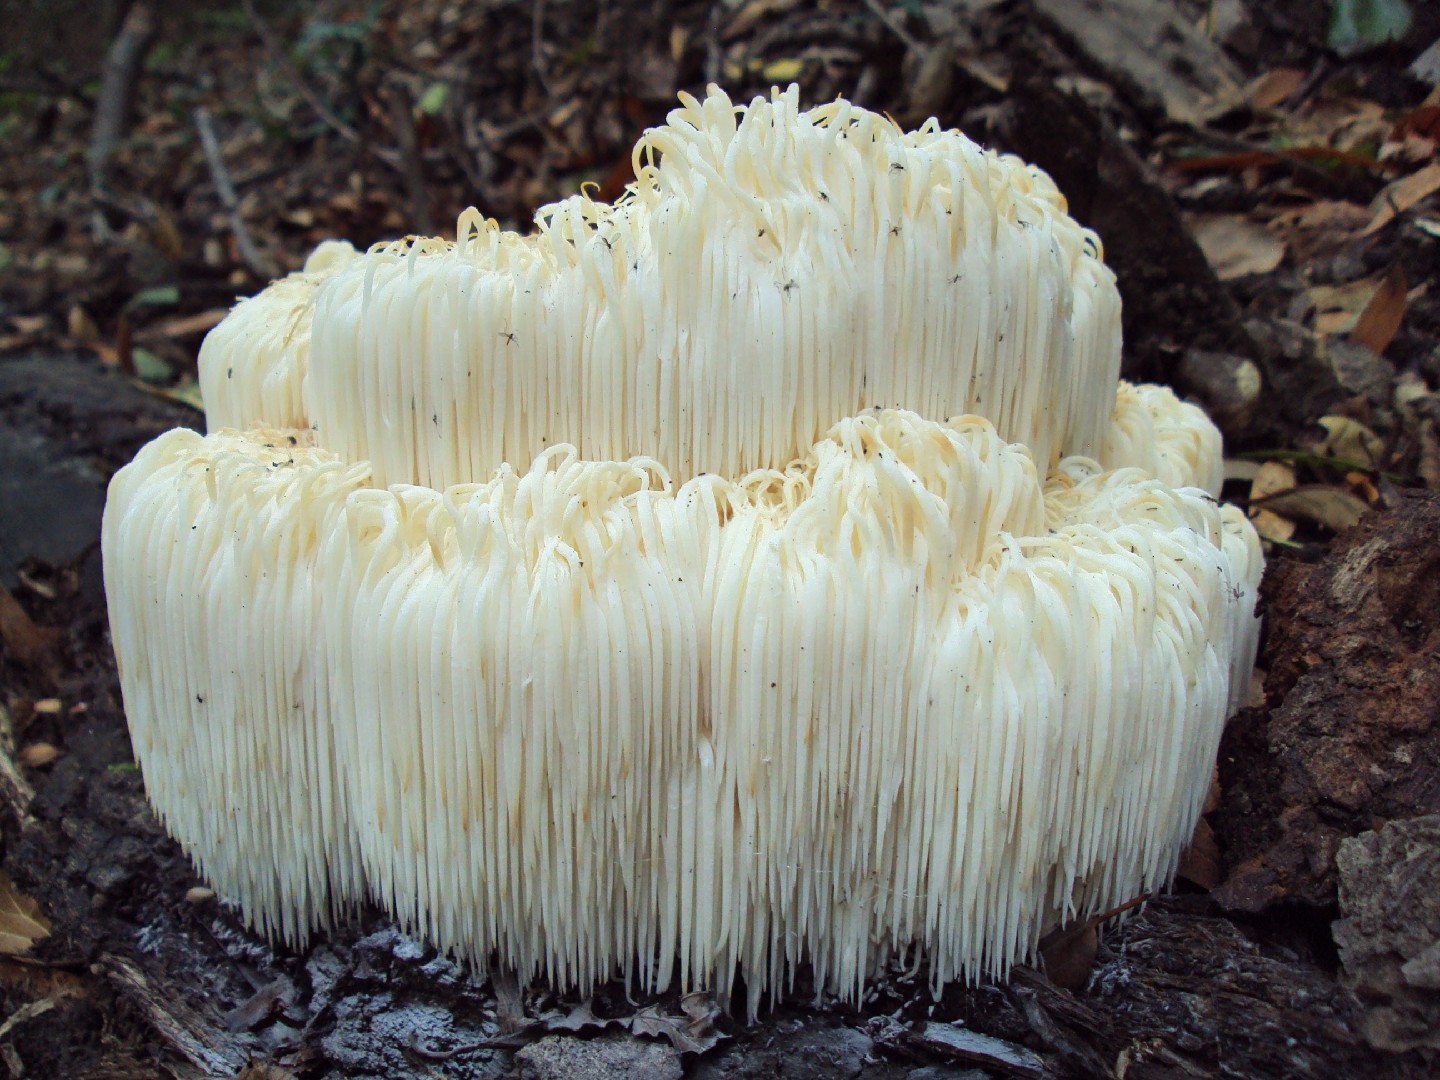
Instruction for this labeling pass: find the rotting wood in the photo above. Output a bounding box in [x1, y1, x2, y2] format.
[98, 955, 249, 1076]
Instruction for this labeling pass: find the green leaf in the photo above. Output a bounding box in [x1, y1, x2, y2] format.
[131, 347, 172, 383]
[1328, 0, 1412, 52]
[123, 285, 180, 314]
[417, 82, 449, 117]
[148, 377, 206, 411]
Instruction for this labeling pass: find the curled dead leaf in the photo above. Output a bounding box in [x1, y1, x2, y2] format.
[17, 744, 60, 768]
[1178, 816, 1223, 891]
[1313, 416, 1386, 468]
[0, 874, 49, 956]
[1251, 485, 1371, 532]
[1348, 263, 1407, 357]
[1188, 213, 1286, 280]
[0, 586, 60, 674]
[1362, 162, 1440, 235]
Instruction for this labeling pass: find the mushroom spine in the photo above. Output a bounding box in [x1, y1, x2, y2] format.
[103, 85, 1261, 1012]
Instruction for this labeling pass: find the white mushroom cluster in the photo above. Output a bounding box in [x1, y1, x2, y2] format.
[103, 86, 1261, 1009]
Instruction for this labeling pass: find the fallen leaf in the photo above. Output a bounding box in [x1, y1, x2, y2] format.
[1419, 418, 1440, 489]
[1252, 485, 1371, 531]
[542, 999, 618, 1034]
[1270, 199, 1372, 260]
[6, 315, 46, 335]
[1362, 161, 1440, 234]
[1038, 895, 1150, 992]
[1247, 67, 1305, 110]
[1346, 471, 1381, 505]
[0, 585, 60, 673]
[629, 996, 726, 1054]
[0, 874, 50, 956]
[1313, 415, 1386, 467]
[0, 998, 54, 1041]
[1249, 461, 1298, 540]
[760, 58, 804, 83]
[1308, 275, 1383, 335]
[1039, 921, 1098, 991]
[1223, 457, 1262, 482]
[1252, 507, 1297, 541]
[902, 1022, 1045, 1076]
[17, 745, 60, 768]
[137, 308, 228, 340]
[1349, 263, 1407, 355]
[0, 959, 90, 1002]
[141, 377, 205, 412]
[1188, 213, 1286, 279]
[1251, 460, 1297, 500]
[1178, 816, 1223, 890]
[1393, 105, 1440, 141]
[67, 305, 99, 342]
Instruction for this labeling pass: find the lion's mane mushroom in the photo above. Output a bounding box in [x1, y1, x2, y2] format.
[102, 86, 1262, 1010]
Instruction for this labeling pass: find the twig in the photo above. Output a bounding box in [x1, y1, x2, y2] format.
[88, 2, 155, 193]
[532, 0, 555, 96]
[99, 955, 248, 1075]
[0, 999, 54, 1042]
[385, 85, 436, 235]
[238, 0, 402, 172]
[704, 3, 724, 86]
[406, 1026, 538, 1061]
[192, 106, 279, 281]
[0, 702, 35, 828]
[861, 0, 924, 56]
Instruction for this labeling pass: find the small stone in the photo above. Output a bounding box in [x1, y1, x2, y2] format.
[514, 1034, 683, 1080]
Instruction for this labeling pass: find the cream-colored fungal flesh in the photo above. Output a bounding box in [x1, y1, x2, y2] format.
[103, 411, 1261, 1000]
[213, 86, 1121, 490]
[1100, 382, 1224, 497]
[103, 85, 1262, 1011]
[197, 239, 359, 433]
[103, 426, 371, 942]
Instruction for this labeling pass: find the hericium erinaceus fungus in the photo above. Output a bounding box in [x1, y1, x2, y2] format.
[103, 86, 1262, 1011]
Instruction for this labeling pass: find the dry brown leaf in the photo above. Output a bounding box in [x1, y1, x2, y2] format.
[1247, 67, 1305, 110]
[1224, 458, 1262, 482]
[66, 305, 99, 342]
[1253, 485, 1370, 532]
[1178, 817, 1223, 890]
[1249, 461, 1297, 540]
[0, 874, 50, 956]
[1419, 418, 1440, 490]
[0, 585, 60, 673]
[1270, 200, 1371, 260]
[1251, 508, 1296, 541]
[17, 744, 60, 768]
[1039, 922, 1097, 991]
[1250, 460, 1297, 500]
[1345, 472, 1380, 505]
[1305, 274, 1389, 336]
[1039, 894, 1150, 992]
[1349, 263, 1407, 356]
[1314, 415, 1386, 467]
[137, 308, 228, 340]
[630, 997, 725, 1054]
[0, 959, 90, 1002]
[1188, 213, 1285, 279]
[1363, 161, 1440, 235]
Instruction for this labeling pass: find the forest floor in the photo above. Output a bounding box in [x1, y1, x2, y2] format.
[1, 1, 1438, 1077]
